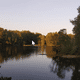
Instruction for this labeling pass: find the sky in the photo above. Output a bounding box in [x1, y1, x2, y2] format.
[0, 0, 80, 36]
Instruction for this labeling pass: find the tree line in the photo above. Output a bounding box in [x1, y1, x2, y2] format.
[0, 28, 41, 46]
[39, 6, 80, 55]
[0, 22, 75, 55]
[39, 31, 75, 55]
[0, 6, 80, 55]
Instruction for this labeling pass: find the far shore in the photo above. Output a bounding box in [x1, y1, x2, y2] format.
[23, 44, 47, 46]
[18, 45, 80, 58]
[23, 44, 39, 46]
[55, 55, 80, 58]
[38, 53, 80, 58]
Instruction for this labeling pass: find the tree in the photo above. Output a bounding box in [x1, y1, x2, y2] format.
[52, 32, 59, 46]
[46, 33, 54, 46]
[57, 29, 72, 55]
[38, 35, 45, 46]
[0, 27, 4, 45]
[70, 6, 80, 54]
[46, 32, 59, 46]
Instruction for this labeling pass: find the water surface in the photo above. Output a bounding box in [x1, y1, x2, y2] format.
[0, 46, 80, 80]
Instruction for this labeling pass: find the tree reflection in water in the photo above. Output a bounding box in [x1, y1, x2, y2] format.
[49, 56, 80, 80]
[0, 46, 39, 80]
[39, 45, 80, 80]
[46, 46, 56, 58]
[45, 46, 80, 80]
[50, 58, 65, 79]
[0, 76, 12, 80]
[0, 46, 38, 63]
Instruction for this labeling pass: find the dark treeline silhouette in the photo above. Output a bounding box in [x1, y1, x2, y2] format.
[0, 28, 41, 46]
[70, 6, 80, 54]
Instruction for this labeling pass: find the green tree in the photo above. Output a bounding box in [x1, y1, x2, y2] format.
[57, 29, 72, 55]
[70, 6, 80, 54]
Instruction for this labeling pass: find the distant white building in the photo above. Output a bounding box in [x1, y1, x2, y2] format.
[63, 29, 67, 34]
[59, 29, 67, 34]
[32, 40, 35, 45]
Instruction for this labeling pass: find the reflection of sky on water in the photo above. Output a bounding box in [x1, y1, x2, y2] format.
[1, 59, 72, 80]
[0, 46, 77, 80]
[0, 54, 56, 80]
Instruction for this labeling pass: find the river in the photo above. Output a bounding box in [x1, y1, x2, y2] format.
[0, 46, 80, 80]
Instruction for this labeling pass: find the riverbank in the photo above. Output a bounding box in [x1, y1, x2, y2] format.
[23, 44, 47, 46]
[55, 55, 80, 58]
[23, 44, 39, 46]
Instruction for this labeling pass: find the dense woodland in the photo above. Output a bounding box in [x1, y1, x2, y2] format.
[0, 6, 80, 55]
[0, 28, 42, 46]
